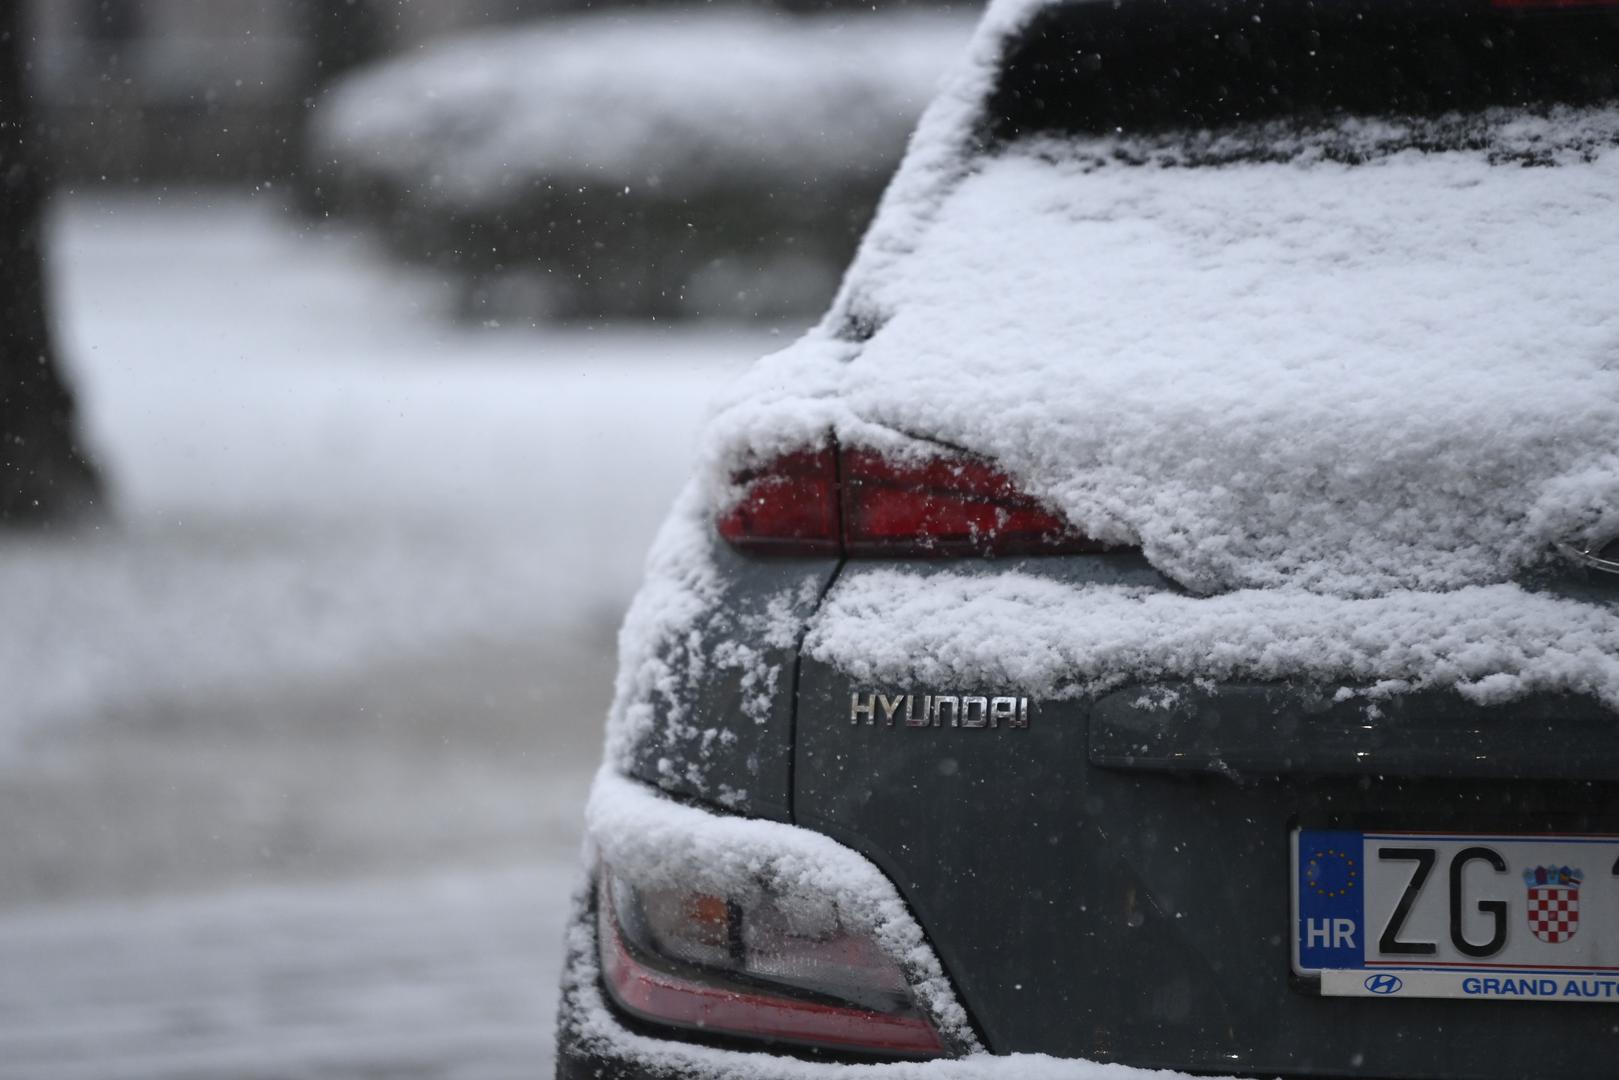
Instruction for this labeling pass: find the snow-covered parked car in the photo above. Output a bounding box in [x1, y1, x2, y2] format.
[307, 9, 970, 320]
[558, 0, 1619, 1076]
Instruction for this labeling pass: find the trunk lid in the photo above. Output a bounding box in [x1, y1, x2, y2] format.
[792, 558, 1619, 1077]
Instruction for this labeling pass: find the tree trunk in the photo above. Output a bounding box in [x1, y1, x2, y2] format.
[0, 3, 103, 526]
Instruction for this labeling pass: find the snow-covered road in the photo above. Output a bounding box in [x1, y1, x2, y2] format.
[0, 868, 576, 1080]
[0, 193, 778, 1077]
[9, 193, 781, 754]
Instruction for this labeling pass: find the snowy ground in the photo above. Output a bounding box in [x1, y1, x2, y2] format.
[0, 192, 778, 1077]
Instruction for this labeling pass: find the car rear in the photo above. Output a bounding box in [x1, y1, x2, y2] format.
[557, 0, 1619, 1076]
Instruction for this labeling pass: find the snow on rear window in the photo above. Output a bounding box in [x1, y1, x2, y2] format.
[708, 118, 1619, 598]
[604, 0, 1619, 755]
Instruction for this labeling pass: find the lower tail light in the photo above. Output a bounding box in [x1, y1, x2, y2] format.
[716, 439, 1105, 557]
[596, 864, 947, 1057]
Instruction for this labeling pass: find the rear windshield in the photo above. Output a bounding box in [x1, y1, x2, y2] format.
[987, 0, 1619, 147]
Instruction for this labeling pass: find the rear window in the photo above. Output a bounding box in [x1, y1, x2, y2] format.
[986, 0, 1619, 143]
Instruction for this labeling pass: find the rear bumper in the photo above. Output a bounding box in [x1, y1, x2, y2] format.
[563, 761, 1619, 1080]
[555, 787, 1301, 1080]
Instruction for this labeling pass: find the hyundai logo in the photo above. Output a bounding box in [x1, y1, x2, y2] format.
[1364, 973, 1404, 995]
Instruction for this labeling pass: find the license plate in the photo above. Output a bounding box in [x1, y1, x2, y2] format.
[1292, 829, 1619, 1001]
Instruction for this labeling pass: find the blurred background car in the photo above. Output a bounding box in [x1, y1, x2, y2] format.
[307, 9, 967, 321]
[0, 1, 969, 1077]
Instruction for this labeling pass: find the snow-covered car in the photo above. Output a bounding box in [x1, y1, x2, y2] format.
[556, 0, 1619, 1076]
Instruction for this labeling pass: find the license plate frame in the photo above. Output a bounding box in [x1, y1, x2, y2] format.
[1291, 828, 1619, 1002]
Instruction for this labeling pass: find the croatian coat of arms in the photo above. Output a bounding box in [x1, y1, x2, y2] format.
[1524, 865, 1583, 944]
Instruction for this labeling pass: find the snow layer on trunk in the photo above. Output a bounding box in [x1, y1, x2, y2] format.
[807, 572, 1619, 707]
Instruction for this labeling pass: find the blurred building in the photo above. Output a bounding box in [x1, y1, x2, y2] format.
[26, 0, 556, 181]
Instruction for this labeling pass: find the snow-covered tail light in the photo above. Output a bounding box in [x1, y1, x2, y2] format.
[841, 447, 1103, 556]
[597, 864, 947, 1057]
[715, 447, 840, 555]
[717, 440, 1103, 557]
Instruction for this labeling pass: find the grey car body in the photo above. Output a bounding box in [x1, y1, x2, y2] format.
[556, 0, 1619, 1076]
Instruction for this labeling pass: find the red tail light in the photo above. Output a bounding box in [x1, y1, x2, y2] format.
[715, 447, 839, 556]
[717, 440, 1104, 557]
[842, 448, 1097, 556]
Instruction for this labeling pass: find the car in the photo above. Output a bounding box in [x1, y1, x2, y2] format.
[308, 9, 970, 320]
[554, 0, 1619, 1076]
